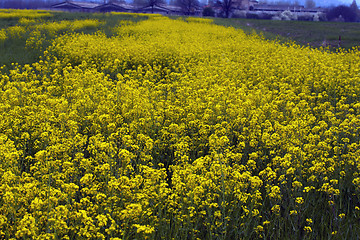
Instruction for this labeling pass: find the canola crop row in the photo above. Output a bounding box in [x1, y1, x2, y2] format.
[1, 11, 360, 239]
[0, 18, 104, 47]
[0, 9, 53, 19]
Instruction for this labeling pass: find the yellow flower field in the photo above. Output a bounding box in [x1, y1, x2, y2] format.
[0, 10, 360, 239]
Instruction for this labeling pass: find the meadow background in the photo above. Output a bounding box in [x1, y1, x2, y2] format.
[0, 9, 360, 239]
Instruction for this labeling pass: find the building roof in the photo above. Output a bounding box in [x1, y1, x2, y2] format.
[161, 4, 182, 12]
[51, 1, 190, 14]
[137, 4, 169, 11]
[94, 2, 136, 11]
[136, 4, 181, 13]
[254, 4, 299, 11]
[253, 4, 325, 13]
[304, 7, 326, 13]
[52, 1, 100, 9]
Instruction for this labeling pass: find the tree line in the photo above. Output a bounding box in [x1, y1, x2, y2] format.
[0, 0, 57, 9]
[1, 0, 360, 22]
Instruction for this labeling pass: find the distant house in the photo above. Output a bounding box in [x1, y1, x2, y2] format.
[94, 2, 135, 13]
[233, 0, 258, 10]
[51, 0, 100, 12]
[165, 5, 183, 15]
[136, 4, 182, 15]
[136, 4, 171, 14]
[303, 7, 326, 13]
[51, 1, 183, 15]
[253, 4, 325, 13]
[254, 4, 301, 12]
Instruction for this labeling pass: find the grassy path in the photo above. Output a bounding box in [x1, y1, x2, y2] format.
[213, 18, 360, 49]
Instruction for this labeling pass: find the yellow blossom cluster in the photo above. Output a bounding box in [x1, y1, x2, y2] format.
[0, 29, 6, 44]
[0, 10, 360, 239]
[0, 9, 52, 19]
[0, 12, 105, 54]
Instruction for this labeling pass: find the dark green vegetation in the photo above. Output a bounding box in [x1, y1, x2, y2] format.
[214, 17, 360, 49]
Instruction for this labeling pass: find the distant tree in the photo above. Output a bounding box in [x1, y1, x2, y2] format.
[350, 0, 358, 11]
[305, 0, 315, 9]
[133, 0, 165, 12]
[207, 0, 215, 6]
[133, 0, 146, 6]
[34, 0, 48, 8]
[176, 0, 200, 15]
[274, 1, 291, 6]
[2, 0, 52, 9]
[327, 5, 357, 22]
[48, 0, 62, 7]
[202, 6, 215, 16]
[215, 0, 233, 18]
[350, 0, 359, 20]
[4, 0, 23, 8]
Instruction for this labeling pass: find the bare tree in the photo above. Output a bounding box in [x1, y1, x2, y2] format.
[305, 0, 316, 8]
[350, 0, 359, 20]
[4, 0, 23, 8]
[133, 0, 165, 12]
[216, 0, 233, 18]
[2, 0, 51, 9]
[176, 0, 199, 15]
[327, 5, 357, 22]
[274, 0, 291, 5]
[350, 0, 359, 11]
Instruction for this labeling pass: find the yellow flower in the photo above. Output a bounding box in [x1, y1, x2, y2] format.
[271, 205, 280, 215]
[290, 210, 298, 215]
[255, 225, 264, 233]
[133, 224, 155, 234]
[296, 197, 304, 205]
[268, 186, 281, 200]
[292, 181, 302, 189]
[1, 10, 360, 239]
[96, 214, 108, 227]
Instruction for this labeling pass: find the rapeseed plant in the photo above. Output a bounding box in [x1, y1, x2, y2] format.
[0, 10, 360, 239]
